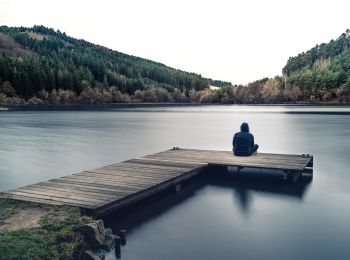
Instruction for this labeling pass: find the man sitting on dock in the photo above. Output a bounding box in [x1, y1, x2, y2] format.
[232, 122, 259, 156]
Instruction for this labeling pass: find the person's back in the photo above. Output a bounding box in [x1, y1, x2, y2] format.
[232, 122, 258, 156]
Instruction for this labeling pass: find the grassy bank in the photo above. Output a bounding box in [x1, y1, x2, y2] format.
[0, 198, 93, 259]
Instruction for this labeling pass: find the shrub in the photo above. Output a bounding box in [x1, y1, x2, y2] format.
[133, 89, 144, 101]
[199, 93, 213, 103]
[27, 96, 44, 105]
[49, 89, 61, 104]
[78, 86, 95, 104]
[142, 88, 157, 102]
[155, 88, 173, 102]
[0, 81, 16, 97]
[57, 89, 77, 104]
[172, 89, 188, 102]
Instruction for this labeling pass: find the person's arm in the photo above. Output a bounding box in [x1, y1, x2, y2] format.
[232, 134, 236, 147]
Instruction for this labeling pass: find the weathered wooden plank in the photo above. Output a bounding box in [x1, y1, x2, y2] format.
[44, 181, 132, 196]
[103, 162, 196, 171]
[64, 176, 169, 189]
[146, 150, 310, 163]
[0, 193, 65, 206]
[85, 166, 187, 175]
[154, 149, 306, 159]
[146, 150, 311, 165]
[94, 165, 189, 172]
[151, 150, 311, 165]
[89, 169, 182, 177]
[50, 179, 139, 194]
[21, 184, 119, 201]
[143, 155, 308, 167]
[84, 166, 188, 176]
[60, 175, 165, 189]
[12, 187, 107, 204]
[123, 158, 206, 168]
[139, 156, 307, 170]
[80, 168, 183, 177]
[74, 170, 184, 182]
[121, 161, 197, 168]
[94, 166, 184, 175]
[5, 191, 98, 207]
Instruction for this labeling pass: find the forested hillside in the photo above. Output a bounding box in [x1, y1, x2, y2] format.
[232, 30, 350, 103]
[282, 30, 350, 101]
[0, 25, 230, 105]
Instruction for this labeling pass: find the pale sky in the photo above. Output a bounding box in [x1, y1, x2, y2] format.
[0, 0, 349, 84]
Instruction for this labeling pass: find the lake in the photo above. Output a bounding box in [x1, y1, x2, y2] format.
[0, 105, 350, 259]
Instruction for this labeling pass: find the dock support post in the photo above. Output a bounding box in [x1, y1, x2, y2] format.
[174, 184, 182, 192]
[292, 171, 302, 183]
[283, 170, 291, 181]
[115, 236, 121, 258]
[283, 170, 302, 183]
[119, 230, 126, 245]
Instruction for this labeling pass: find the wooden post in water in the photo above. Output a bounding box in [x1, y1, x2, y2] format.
[115, 236, 121, 258]
[174, 184, 182, 192]
[119, 230, 126, 245]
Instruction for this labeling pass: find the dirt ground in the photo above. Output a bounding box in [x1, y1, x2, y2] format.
[0, 207, 68, 232]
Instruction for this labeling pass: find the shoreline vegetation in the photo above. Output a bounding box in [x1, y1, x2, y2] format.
[0, 197, 94, 259]
[0, 82, 349, 110]
[1, 25, 350, 108]
[0, 197, 116, 259]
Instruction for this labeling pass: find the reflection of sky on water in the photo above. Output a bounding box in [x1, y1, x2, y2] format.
[0, 105, 350, 259]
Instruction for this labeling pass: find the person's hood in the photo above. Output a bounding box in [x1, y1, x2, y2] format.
[240, 122, 250, 132]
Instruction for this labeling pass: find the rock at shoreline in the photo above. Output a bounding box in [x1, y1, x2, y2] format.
[77, 221, 106, 248]
[83, 250, 105, 260]
[103, 233, 117, 251]
[78, 220, 118, 259]
[96, 219, 105, 235]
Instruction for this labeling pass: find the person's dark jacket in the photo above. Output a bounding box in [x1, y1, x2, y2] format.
[232, 123, 257, 156]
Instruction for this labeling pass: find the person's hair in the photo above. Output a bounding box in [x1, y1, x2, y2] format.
[240, 122, 249, 132]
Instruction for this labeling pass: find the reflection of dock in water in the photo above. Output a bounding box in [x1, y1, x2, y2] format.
[209, 171, 313, 199]
[104, 173, 313, 232]
[0, 148, 313, 217]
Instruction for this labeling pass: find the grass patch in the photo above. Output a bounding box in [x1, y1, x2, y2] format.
[0, 198, 93, 259]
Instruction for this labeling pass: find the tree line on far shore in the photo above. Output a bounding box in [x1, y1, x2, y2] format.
[3, 75, 348, 106]
[1, 75, 349, 106]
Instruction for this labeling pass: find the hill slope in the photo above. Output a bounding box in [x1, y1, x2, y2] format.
[0, 25, 230, 102]
[283, 30, 350, 101]
[227, 31, 350, 104]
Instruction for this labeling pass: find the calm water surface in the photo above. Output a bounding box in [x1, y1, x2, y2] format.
[0, 105, 349, 260]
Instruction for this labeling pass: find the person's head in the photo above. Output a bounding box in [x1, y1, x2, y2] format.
[240, 122, 250, 132]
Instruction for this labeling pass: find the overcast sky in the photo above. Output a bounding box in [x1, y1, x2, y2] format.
[0, 0, 349, 84]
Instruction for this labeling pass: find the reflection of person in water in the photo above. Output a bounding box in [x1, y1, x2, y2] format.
[232, 122, 259, 156]
[233, 187, 251, 215]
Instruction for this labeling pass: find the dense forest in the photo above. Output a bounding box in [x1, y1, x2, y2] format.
[234, 30, 350, 103]
[0, 25, 230, 105]
[282, 30, 350, 102]
[1, 25, 349, 105]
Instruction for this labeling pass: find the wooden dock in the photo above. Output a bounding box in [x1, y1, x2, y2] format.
[0, 148, 313, 216]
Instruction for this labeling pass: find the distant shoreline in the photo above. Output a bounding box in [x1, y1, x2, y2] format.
[1, 102, 350, 112]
